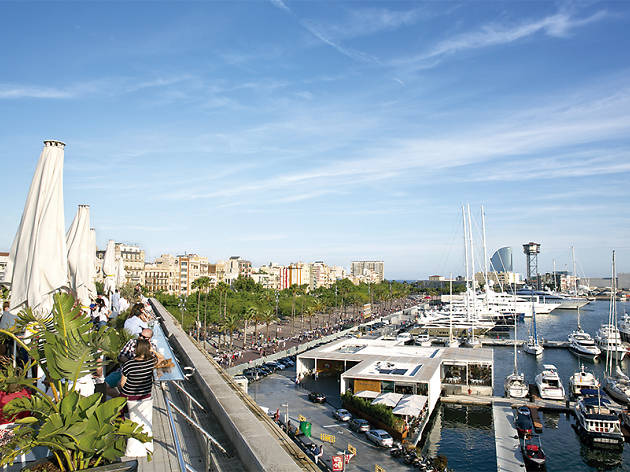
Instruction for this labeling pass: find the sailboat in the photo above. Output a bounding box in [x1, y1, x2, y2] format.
[568, 247, 601, 358]
[463, 205, 481, 348]
[523, 298, 544, 356]
[505, 288, 529, 398]
[447, 275, 460, 348]
[602, 251, 630, 405]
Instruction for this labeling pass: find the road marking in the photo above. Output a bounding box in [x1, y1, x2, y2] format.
[322, 424, 338, 428]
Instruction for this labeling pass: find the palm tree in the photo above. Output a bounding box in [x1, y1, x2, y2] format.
[220, 310, 241, 349]
[260, 309, 278, 341]
[242, 306, 256, 348]
[304, 305, 315, 331]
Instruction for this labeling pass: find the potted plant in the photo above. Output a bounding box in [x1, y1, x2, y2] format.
[0, 292, 150, 471]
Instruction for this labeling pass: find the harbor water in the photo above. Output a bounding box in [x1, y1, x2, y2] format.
[422, 299, 630, 471]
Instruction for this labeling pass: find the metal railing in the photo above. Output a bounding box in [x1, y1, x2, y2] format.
[162, 381, 228, 472]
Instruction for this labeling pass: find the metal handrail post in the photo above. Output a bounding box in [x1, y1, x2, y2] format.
[168, 400, 228, 454]
[164, 390, 191, 472]
[172, 381, 206, 410]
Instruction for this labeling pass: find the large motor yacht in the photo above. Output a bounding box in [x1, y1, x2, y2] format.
[574, 395, 624, 449]
[568, 329, 601, 358]
[595, 324, 627, 361]
[618, 313, 630, 343]
[535, 365, 565, 400]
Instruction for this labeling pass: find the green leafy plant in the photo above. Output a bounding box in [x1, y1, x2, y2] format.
[0, 292, 150, 471]
[2, 391, 148, 470]
[341, 391, 404, 432]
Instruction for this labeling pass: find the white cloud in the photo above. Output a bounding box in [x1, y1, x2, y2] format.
[0, 84, 76, 99]
[396, 10, 607, 69]
[269, 0, 290, 13]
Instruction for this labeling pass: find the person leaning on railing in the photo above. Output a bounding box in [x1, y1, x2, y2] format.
[118, 338, 156, 457]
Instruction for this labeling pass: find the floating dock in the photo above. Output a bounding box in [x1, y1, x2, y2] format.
[440, 394, 571, 412]
[479, 339, 569, 348]
[493, 401, 525, 472]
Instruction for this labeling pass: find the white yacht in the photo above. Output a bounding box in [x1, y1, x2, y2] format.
[603, 252, 630, 405]
[568, 329, 601, 358]
[523, 336, 544, 356]
[414, 333, 433, 347]
[603, 368, 630, 405]
[535, 364, 565, 400]
[595, 324, 627, 361]
[568, 365, 600, 398]
[505, 372, 529, 398]
[618, 313, 630, 343]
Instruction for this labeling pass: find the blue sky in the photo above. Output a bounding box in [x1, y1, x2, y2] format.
[1, 1, 629, 279]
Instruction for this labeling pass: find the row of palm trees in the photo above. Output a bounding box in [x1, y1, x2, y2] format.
[156, 278, 413, 350]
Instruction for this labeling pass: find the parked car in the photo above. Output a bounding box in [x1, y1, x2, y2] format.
[348, 418, 371, 433]
[281, 358, 295, 367]
[333, 409, 352, 421]
[308, 392, 327, 403]
[365, 429, 393, 447]
[257, 367, 271, 376]
[243, 372, 258, 382]
[264, 362, 279, 371]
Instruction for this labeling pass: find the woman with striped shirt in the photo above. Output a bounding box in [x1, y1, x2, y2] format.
[119, 338, 156, 457]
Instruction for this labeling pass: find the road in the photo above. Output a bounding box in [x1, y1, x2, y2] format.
[251, 366, 413, 472]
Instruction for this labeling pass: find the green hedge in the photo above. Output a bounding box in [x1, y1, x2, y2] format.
[341, 391, 404, 432]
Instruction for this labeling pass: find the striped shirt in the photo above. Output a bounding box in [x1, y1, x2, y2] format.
[120, 357, 155, 397]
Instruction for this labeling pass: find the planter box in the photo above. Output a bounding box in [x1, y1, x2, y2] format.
[21, 459, 138, 472]
[341, 402, 405, 441]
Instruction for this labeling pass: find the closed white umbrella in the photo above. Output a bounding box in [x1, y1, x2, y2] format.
[102, 240, 116, 295]
[88, 228, 97, 299]
[66, 205, 92, 309]
[3, 140, 69, 316]
[115, 257, 126, 288]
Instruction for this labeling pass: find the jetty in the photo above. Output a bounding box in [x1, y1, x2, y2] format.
[440, 394, 571, 412]
[492, 400, 525, 472]
[480, 339, 570, 348]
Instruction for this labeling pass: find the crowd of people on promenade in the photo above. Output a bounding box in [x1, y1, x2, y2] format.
[202, 297, 418, 368]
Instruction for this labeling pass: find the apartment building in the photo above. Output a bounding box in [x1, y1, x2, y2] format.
[96, 242, 145, 285]
[177, 254, 209, 296]
[144, 254, 180, 294]
[0, 251, 9, 282]
[351, 260, 384, 283]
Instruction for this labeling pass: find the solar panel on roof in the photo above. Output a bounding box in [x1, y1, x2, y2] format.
[391, 368, 407, 375]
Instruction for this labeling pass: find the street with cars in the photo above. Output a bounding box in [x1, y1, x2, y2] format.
[245, 364, 437, 471]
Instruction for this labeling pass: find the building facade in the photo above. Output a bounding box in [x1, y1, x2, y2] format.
[351, 261, 384, 283]
[144, 254, 180, 294]
[490, 247, 513, 273]
[177, 254, 209, 296]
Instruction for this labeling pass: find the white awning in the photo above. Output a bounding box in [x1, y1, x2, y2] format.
[354, 390, 379, 399]
[397, 394, 428, 411]
[371, 392, 403, 407]
[393, 403, 421, 417]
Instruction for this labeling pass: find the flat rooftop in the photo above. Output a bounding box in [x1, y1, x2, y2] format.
[298, 338, 493, 383]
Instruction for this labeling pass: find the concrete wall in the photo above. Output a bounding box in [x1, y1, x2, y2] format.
[150, 299, 313, 472]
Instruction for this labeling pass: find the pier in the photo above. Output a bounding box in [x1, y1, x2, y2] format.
[440, 394, 571, 412]
[493, 401, 525, 472]
[479, 339, 570, 348]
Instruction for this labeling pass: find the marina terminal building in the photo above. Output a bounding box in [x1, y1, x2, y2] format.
[297, 338, 494, 418]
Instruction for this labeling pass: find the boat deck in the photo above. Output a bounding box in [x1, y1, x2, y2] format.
[492, 401, 525, 472]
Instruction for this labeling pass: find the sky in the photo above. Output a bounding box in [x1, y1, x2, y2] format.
[1, 1, 629, 280]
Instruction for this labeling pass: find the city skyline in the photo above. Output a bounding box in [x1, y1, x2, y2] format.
[1, 2, 629, 279]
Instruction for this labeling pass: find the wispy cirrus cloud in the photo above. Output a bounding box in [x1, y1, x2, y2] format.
[0, 75, 192, 100]
[395, 10, 608, 69]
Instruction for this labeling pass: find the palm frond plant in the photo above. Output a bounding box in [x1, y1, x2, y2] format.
[0, 292, 150, 471]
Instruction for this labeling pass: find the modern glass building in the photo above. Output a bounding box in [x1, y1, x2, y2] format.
[490, 247, 513, 273]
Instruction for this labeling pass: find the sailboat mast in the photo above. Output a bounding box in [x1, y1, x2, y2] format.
[613, 250, 618, 371]
[467, 204, 477, 341]
[462, 205, 470, 321]
[481, 205, 489, 306]
[449, 273, 453, 344]
[605, 251, 614, 376]
[513, 281, 518, 374]
[572, 246, 581, 329]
